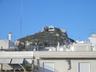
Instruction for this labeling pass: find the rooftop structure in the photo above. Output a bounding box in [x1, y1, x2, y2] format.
[0, 32, 15, 50]
[89, 34, 96, 46]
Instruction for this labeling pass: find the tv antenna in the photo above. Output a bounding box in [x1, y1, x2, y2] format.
[19, 0, 23, 36]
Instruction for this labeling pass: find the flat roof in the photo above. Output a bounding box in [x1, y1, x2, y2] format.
[0, 51, 96, 59]
[34, 51, 96, 59]
[0, 51, 33, 59]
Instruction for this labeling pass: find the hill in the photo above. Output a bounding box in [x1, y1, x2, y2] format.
[17, 26, 75, 51]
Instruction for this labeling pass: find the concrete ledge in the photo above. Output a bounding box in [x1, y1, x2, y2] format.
[0, 51, 33, 59]
[34, 51, 96, 59]
[0, 51, 96, 59]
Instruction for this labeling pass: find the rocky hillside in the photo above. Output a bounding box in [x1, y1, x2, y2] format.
[17, 26, 75, 50]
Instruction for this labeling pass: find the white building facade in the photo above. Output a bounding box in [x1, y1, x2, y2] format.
[0, 34, 96, 72]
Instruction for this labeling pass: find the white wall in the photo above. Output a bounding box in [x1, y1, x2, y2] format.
[0, 40, 15, 49]
[39, 60, 69, 72]
[39, 59, 96, 72]
[0, 40, 9, 49]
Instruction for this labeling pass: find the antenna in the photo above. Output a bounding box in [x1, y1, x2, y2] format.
[19, 0, 23, 36]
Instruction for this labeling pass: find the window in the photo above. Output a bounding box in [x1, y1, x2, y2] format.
[78, 62, 90, 72]
[43, 62, 55, 72]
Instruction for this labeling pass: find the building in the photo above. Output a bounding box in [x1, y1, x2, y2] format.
[0, 28, 96, 72]
[0, 32, 15, 50]
[34, 51, 96, 72]
[0, 51, 96, 72]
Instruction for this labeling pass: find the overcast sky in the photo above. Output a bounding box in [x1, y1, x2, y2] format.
[0, 0, 96, 40]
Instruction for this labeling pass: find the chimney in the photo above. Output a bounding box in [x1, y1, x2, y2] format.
[8, 32, 12, 41]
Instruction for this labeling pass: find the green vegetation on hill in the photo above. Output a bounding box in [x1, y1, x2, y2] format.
[17, 26, 75, 50]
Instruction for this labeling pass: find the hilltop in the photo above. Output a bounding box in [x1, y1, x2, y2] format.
[17, 26, 75, 51]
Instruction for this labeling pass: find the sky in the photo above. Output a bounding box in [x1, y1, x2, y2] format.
[0, 0, 96, 41]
